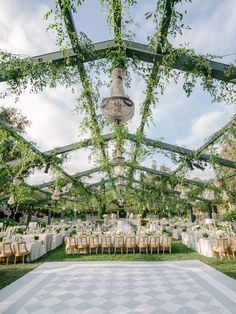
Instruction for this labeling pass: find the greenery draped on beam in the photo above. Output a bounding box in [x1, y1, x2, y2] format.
[173, 114, 236, 174]
[57, 0, 115, 190]
[125, 0, 181, 193]
[0, 119, 92, 203]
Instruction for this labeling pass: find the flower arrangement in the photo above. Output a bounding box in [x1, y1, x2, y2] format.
[202, 232, 209, 238]
[69, 229, 77, 236]
[55, 227, 61, 234]
[145, 229, 154, 236]
[193, 225, 201, 231]
[215, 230, 226, 238]
[162, 228, 171, 236]
[115, 230, 124, 236]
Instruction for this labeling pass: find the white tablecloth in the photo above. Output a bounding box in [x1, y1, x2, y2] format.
[51, 234, 63, 250]
[172, 229, 181, 239]
[39, 233, 53, 252]
[197, 238, 216, 257]
[26, 240, 42, 262]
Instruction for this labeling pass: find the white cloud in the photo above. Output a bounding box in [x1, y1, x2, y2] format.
[175, 111, 230, 148]
[0, 0, 57, 55]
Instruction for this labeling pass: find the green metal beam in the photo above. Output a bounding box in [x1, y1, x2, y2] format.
[126, 133, 236, 169]
[173, 115, 236, 174]
[126, 0, 180, 192]
[137, 165, 236, 197]
[35, 166, 102, 189]
[0, 119, 91, 197]
[1, 40, 236, 83]
[5, 131, 236, 171]
[58, 0, 114, 189]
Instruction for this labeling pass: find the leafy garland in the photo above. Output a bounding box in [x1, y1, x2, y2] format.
[0, 0, 235, 213]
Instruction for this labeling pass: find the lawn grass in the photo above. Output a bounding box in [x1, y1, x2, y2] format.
[0, 240, 235, 290]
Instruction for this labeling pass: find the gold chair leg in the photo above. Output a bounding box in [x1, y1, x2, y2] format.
[6, 256, 9, 265]
[22, 255, 25, 265]
[233, 251, 235, 259]
[14, 255, 16, 265]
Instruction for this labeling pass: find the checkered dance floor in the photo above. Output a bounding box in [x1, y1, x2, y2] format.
[0, 261, 236, 313]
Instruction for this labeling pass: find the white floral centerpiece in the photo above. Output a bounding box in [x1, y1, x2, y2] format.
[215, 230, 226, 238]
[145, 228, 154, 236]
[115, 230, 124, 236]
[192, 224, 201, 231]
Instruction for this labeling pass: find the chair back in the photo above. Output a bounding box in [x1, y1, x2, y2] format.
[126, 236, 136, 247]
[229, 237, 236, 248]
[77, 236, 88, 246]
[67, 237, 77, 246]
[150, 236, 160, 246]
[90, 235, 100, 246]
[113, 236, 124, 247]
[14, 242, 28, 254]
[138, 236, 149, 246]
[2, 243, 14, 255]
[101, 235, 112, 246]
[216, 238, 229, 249]
[162, 236, 172, 246]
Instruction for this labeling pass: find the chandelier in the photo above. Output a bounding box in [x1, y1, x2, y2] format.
[13, 176, 22, 186]
[117, 177, 125, 191]
[8, 195, 15, 205]
[101, 68, 134, 122]
[51, 189, 60, 201]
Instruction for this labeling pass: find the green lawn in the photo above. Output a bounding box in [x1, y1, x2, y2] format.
[0, 240, 235, 290]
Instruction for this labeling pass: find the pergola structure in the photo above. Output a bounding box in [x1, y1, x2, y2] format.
[0, 0, 235, 220]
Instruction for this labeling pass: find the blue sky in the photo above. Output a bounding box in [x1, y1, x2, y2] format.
[0, 0, 235, 185]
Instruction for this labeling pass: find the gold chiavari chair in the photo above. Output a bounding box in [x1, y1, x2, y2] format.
[65, 237, 78, 254]
[125, 236, 136, 254]
[149, 235, 160, 254]
[137, 236, 149, 254]
[77, 235, 89, 254]
[89, 235, 100, 254]
[212, 238, 230, 260]
[101, 235, 112, 254]
[113, 236, 125, 254]
[161, 236, 172, 254]
[13, 242, 31, 265]
[229, 237, 236, 259]
[0, 243, 15, 265]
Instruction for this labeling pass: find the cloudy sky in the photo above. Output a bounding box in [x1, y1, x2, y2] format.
[0, 0, 235, 185]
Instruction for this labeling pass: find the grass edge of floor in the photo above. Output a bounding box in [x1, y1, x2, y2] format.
[0, 240, 235, 290]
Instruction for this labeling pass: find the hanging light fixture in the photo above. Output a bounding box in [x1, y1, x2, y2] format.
[117, 177, 125, 191]
[8, 195, 15, 205]
[222, 190, 229, 201]
[101, 68, 135, 122]
[13, 176, 22, 186]
[114, 165, 125, 176]
[118, 195, 124, 206]
[51, 189, 60, 201]
[180, 187, 188, 200]
[114, 148, 125, 164]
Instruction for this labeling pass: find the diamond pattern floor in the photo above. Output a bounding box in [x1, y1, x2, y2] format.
[0, 261, 235, 313]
